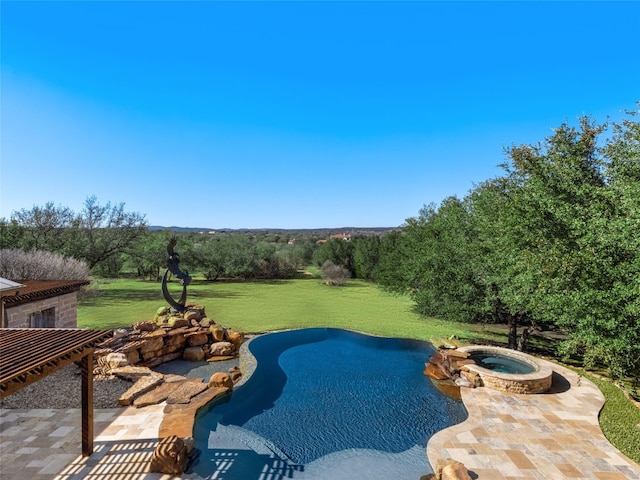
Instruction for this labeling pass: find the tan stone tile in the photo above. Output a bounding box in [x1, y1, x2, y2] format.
[504, 449, 536, 469]
[555, 463, 586, 478]
[594, 473, 632, 480]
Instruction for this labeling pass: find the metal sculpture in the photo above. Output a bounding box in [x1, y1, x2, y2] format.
[162, 237, 192, 312]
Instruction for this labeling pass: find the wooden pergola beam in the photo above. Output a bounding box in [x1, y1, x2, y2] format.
[0, 329, 111, 456]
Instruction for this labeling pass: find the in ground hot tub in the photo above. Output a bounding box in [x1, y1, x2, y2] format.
[458, 345, 553, 394]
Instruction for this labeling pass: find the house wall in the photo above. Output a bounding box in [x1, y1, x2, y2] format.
[4, 292, 79, 328]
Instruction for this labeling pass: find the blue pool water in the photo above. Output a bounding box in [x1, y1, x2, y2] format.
[191, 328, 467, 479]
[469, 351, 536, 374]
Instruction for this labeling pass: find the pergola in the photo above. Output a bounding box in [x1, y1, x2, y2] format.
[0, 328, 111, 456]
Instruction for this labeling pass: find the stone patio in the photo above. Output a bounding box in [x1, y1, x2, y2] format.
[1, 357, 639, 479]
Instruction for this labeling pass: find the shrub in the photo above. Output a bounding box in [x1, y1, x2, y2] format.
[321, 260, 351, 286]
[0, 248, 89, 280]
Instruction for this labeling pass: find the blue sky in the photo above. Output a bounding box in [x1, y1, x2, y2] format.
[1, 1, 638, 229]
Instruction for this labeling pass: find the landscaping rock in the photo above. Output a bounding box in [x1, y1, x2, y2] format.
[134, 380, 186, 408]
[183, 346, 205, 362]
[225, 329, 244, 346]
[209, 341, 235, 356]
[166, 379, 208, 404]
[210, 325, 225, 342]
[186, 332, 209, 347]
[118, 372, 164, 406]
[208, 372, 234, 389]
[436, 459, 471, 480]
[425, 362, 451, 380]
[149, 435, 188, 475]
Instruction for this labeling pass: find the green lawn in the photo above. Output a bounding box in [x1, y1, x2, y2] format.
[78, 275, 640, 464]
[78, 276, 481, 343]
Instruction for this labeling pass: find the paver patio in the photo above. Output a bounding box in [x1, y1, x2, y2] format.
[1, 357, 639, 479]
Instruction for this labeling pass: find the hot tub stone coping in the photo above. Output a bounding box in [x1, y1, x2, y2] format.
[456, 345, 553, 393]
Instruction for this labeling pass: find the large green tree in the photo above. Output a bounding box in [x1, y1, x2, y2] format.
[71, 196, 148, 270]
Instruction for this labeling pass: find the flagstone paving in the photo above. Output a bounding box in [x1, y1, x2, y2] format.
[427, 358, 640, 479]
[1, 358, 639, 479]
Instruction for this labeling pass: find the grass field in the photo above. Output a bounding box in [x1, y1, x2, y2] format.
[77, 275, 640, 464]
[78, 275, 486, 344]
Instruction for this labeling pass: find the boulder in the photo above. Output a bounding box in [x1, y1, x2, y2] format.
[102, 352, 129, 370]
[225, 329, 244, 346]
[441, 463, 472, 480]
[187, 332, 209, 347]
[208, 372, 234, 389]
[149, 435, 188, 475]
[184, 310, 201, 322]
[113, 328, 129, 340]
[140, 337, 165, 354]
[229, 366, 242, 383]
[133, 321, 155, 332]
[209, 341, 235, 357]
[436, 459, 471, 480]
[168, 317, 189, 329]
[183, 346, 205, 362]
[425, 362, 451, 380]
[199, 317, 214, 328]
[460, 370, 483, 388]
[210, 325, 225, 342]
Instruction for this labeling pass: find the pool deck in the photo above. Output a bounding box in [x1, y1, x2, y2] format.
[1, 358, 639, 479]
[427, 358, 640, 480]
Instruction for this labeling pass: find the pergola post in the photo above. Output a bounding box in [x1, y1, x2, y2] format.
[81, 349, 94, 457]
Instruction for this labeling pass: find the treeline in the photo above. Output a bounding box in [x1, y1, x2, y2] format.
[376, 110, 638, 380]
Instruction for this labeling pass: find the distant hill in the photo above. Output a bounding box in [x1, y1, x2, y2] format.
[148, 226, 400, 236]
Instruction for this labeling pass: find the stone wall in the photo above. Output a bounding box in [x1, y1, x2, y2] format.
[4, 292, 78, 328]
[94, 305, 244, 370]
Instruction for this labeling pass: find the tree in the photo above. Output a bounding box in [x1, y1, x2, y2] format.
[313, 238, 355, 275]
[72, 196, 148, 270]
[127, 231, 171, 281]
[390, 197, 485, 323]
[10, 202, 74, 253]
[0, 218, 26, 250]
[353, 235, 381, 281]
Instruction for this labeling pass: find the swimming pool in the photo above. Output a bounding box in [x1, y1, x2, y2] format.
[191, 328, 467, 479]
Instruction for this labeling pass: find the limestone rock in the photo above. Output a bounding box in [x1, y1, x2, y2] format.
[187, 332, 209, 347]
[118, 372, 164, 406]
[209, 341, 235, 356]
[225, 329, 244, 346]
[441, 349, 470, 360]
[166, 379, 208, 404]
[140, 337, 164, 354]
[133, 380, 185, 408]
[210, 325, 225, 342]
[441, 463, 472, 480]
[425, 362, 451, 380]
[208, 372, 234, 389]
[168, 317, 189, 329]
[460, 370, 483, 388]
[97, 352, 129, 370]
[436, 459, 471, 480]
[183, 346, 205, 362]
[184, 310, 201, 322]
[199, 317, 214, 328]
[149, 435, 187, 475]
[229, 366, 242, 383]
[133, 321, 155, 332]
[113, 328, 129, 340]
